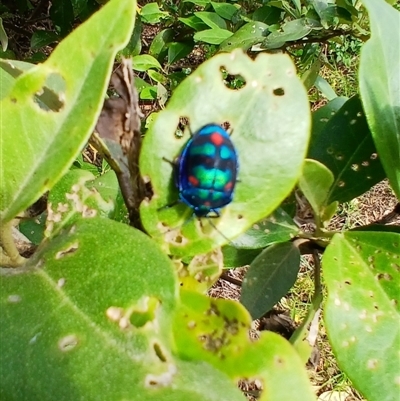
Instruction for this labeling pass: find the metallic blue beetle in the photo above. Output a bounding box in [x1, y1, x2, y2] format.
[174, 124, 239, 217]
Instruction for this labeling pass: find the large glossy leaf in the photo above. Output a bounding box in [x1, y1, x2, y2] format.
[310, 96, 347, 141]
[359, 0, 400, 198]
[174, 290, 316, 401]
[308, 96, 386, 203]
[240, 242, 301, 319]
[0, 0, 136, 224]
[262, 19, 312, 49]
[0, 218, 245, 401]
[140, 50, 310, 257]
[324, 231, 400, 401]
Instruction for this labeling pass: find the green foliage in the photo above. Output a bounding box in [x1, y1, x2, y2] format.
[0, 0, 400, 400]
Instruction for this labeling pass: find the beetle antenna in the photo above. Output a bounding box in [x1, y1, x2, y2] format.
[204, 216, 236, 247]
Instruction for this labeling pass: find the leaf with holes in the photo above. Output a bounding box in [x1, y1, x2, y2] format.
[240, 242, 301, 319]
[308, 96, 386, 203]
[310, 96, 347, 142]
[0, 218, 245, 401]
[174, 289, 316, 401]
[359, 0, 400, 198]
[230, 208, 299, 249]
[324, 231, 400, 401]
[219, 21, 269, 53]
[262, 19, 312, 49]
[0, 0, 136, 225]
[140, 50, 310, 257]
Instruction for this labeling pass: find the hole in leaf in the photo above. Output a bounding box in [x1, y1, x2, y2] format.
[58, 334, 78, 352]
[376, 273, 392, 281]
[33, 72, 66, 112]
[55, 242, 79, 259]
[153, 342, 167, 362]
[273, 87, 285, 96]
[129, 296, 159, 328]
[7, 294, 21, 303]
[219, 66, 246, 90]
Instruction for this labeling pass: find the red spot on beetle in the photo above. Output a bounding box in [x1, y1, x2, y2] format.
[189, 176, 199, 186]
[210, 133, 224, 146]
[224, 182, 233, 190]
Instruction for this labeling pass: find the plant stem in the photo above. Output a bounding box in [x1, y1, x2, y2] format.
[289, 249, 323, 345]
[0, 221, 26, 268]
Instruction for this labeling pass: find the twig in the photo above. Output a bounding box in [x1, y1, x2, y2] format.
[289, 249, 323, 345]
[220, 272, 242, 287]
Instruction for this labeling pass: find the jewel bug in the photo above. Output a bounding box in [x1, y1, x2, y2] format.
[165, 123, 239, 222]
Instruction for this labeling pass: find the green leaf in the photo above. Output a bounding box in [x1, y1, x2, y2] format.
[311, 96, 347, 140]
[148, 69, 167, 84]
[140, 85, 157, 100]
[49, 0, 74, 36]
[314, 75, 338, 100]
[0, 0, 137, 225]
[149, 28, 174, 58]
[178, 16, 208, 31]
[231, 208, 299, 249]
[308, 96, 386, 203]
[120, 16, 142, 57]
[30, 30, 59, 50]
[194, 11, 227, 29]
[194, 28, 233, 45]
[301, 59, 321, 91]
[140, 50, 310, 257]
[291, 0, 301, 14]
[167, 41, 193, 65]
[298, 159, 334, 220]
[46, 169, 116, 237]
[19, 212, 46, 245]
[324, 231, 400, 401]
[211, 2, 239, 20]
[240, 242, 301, 319]
[310, 0, 337, 28]
[252, 5, 282, 25]
[140, 2, 169, 24]
[219, 21, 268, 52]
[132, 54, 162, 71]
[174, 290, 316, 400]
[0, 218, 245, 400]
[0, 17, 8, 51]
[359, 0, 400, 198]
[263, 18, 312, 49]
[183, 0, 211, 6]
[222, 246, 262, 268]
